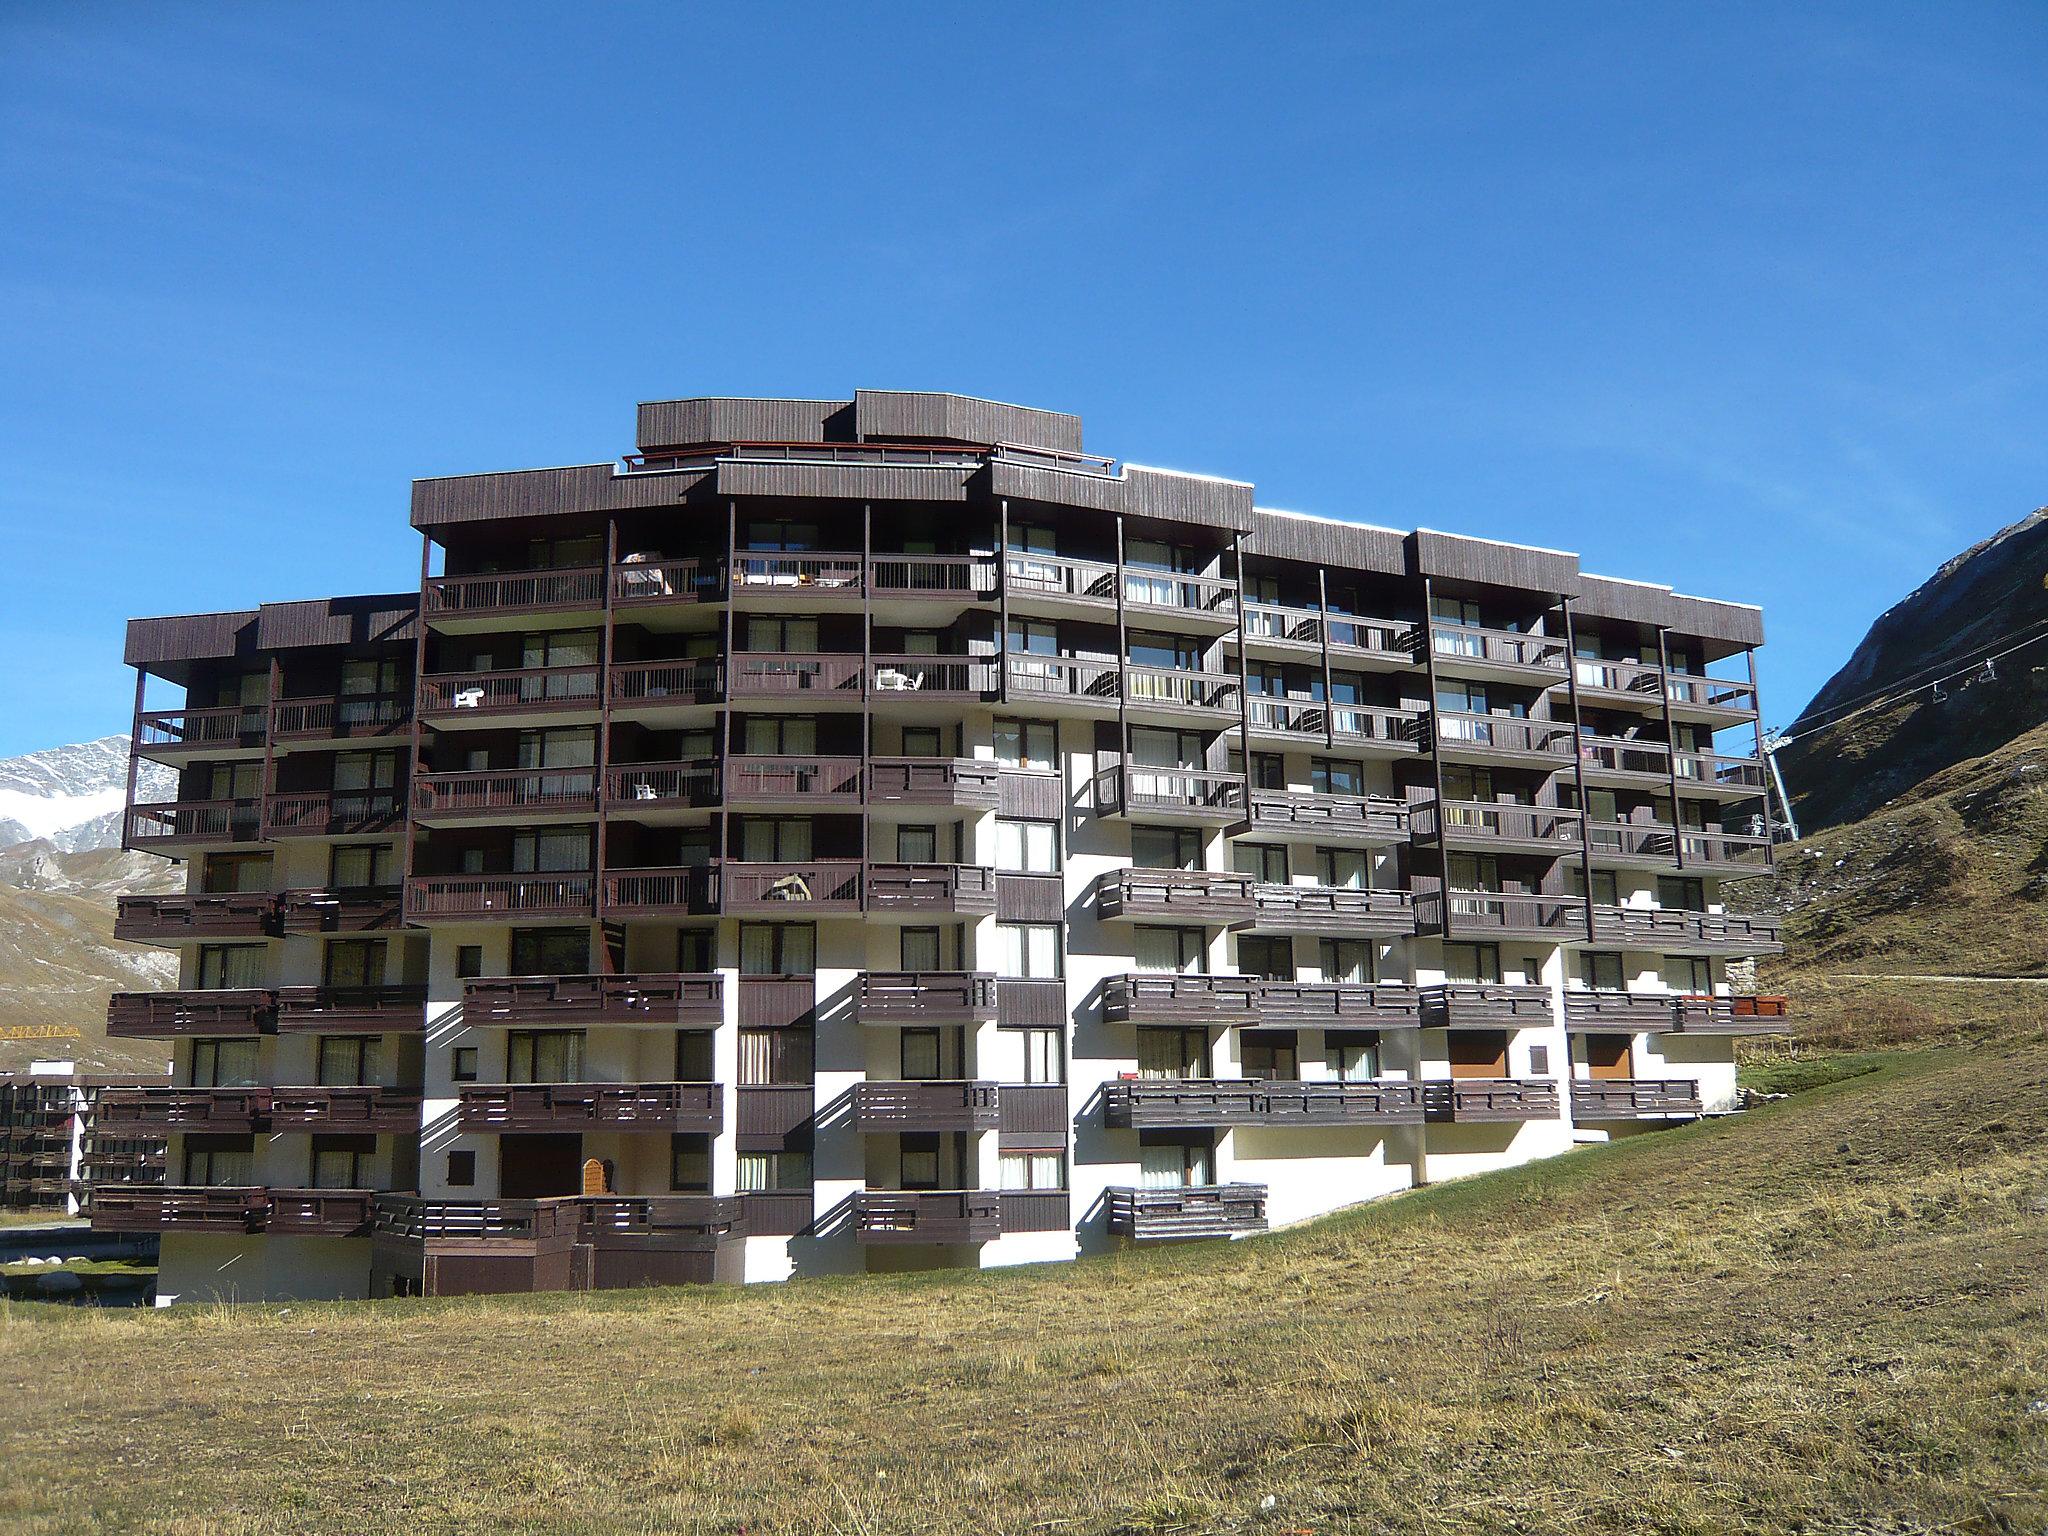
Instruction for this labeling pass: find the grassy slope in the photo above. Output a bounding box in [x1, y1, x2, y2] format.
[3, 1045, 2044, 1535]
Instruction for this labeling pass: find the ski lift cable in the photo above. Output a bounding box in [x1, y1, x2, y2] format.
[1769, 621, 2048, 748]
[1773, 611, 2048, 736]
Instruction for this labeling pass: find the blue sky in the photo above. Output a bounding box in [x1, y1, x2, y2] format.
[2, 2, 2044, 757]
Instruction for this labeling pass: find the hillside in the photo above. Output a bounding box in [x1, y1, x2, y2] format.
[3, 1045, 2041, 1534]
[1780, 505, 2048, 833]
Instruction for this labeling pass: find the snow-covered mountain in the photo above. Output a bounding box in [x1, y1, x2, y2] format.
[0, 736, 175, 853]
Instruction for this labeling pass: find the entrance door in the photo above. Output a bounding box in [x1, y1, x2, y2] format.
[1447, 1030, 1509, 1079]
[1584, 1034, 1634, 1081]
[498, 1133, 584, 1198]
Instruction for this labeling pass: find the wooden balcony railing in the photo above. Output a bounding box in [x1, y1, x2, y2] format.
[724, 756, 864, 803]
[1242, 602, 1323, 647]
[1570, 1079, 1704, 1118]
[273, 985, 428, 1033]
[1003, 552, 1118, 603]
[731, 553, 865, 592]
[1096, 767, 1246, 820]
[1257, 980, 1427, 1026]
[1587, 821, 1680, 863]
[1430, 624, 1569, 673]
[425, 566, 605, 615]
[462, 973, 722, 1028]
[867, 756, 1001, 807]
[1119, 569, 1239, 618]
[114, 892, 277, 942]
[1004, 654, 1122, 702]
[261, 789, 404, 837]
[1562, 989, 1693, 1031]
[1426, 1079, 1562, 1123]
[852, 1189, 1002, 1244]
[1431, 712, 1577, 760]
[106, 989, 274, 1038]
[1104, 1183, 1268, 1239]
[608, 660, 723, 707]
[603, 758, 721, 810]
[1576, 736, 1672, 779]
[720, 860, 863, 913]
[1683, 993, 1791, 1032]
[1678, 831, 1773, 870]
[853, 972, 998, 1024]
[1094, 868, 1257, 922]
[1572, 658, 1665, 699]
[728, 653, 866, 697]
[1250, 884, 1416, 937]
[405, 874, 595, 920]
[1246, 791, 1408, 841]
[599, 865, 719, 916]
[852, 1080, 1001, 1133]
[1416, 800, 1583, 850]
[91, 1185, 269, 1234]
[1586, 906, 1783, 952]
[1124, 667, 1240, 715]
[1417, 890, 1587, 937]
[454, 1082, 723, 1134]
[1325, 616, 1417, 659]
[95, 1088, 271, 1134]
[1102, 973, 1262, 1024]
[741, 1190, 816, 1237]
[126, 799, 262, 847]
[135, 706, 265, 753]
[264, 1187, 378, 1236]
[865, 863, 997, 915]
[275, 886, 403, 934]
[610, 557, 721, 605]
[411, 768, 597, 818]
[418, 666, 600, 715]
[1675, 750, 1768, 792]
[869, 654, 998, 699]
[265, 1086, 423, 1133]
[869, 555, 998, 599]
[270, 694, 410, 740]
[1420, 984, 1555, 1027]
[1104, 1078, 1431, 1130]
[1664, 674, 1758, 714]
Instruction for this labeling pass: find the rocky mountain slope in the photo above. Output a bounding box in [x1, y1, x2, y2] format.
[1779, 506, 2048, 833]
[0, 735, 175, 852]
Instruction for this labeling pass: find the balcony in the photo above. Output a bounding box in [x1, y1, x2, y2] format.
[1586, 906, 1783, 954]
[1576, 735, 1673, 786]
[461, 973, 722, 1028]
[1429, 624, 1569, 682]
[599, 865, 719, 917]
[1677, 830, 1773, 873]
[723, 755, 863, 806]
[1095, 767, 1245, 823]
[852, 1189, 1003, 1245]
[1245, 790, 1408, 844]
[263, 1188, 379, 1237]
[1416, 890, 1587, 939]
[95, 1088, 272, 1135]
[1259, 980, 1427, 1026]
[1569, 1078, 1704, 1119]
[424, 566, 606, 627]
[1103, 973, 1262, 1025]
[1684, 993, 1792, 1033]
[270, 694, 410, 744]
[997, 1083, 1067, 1142]
[1663, 673, 1759, 720]
[92, 1185, 269, 1234]
[273, 985, 428, 1033]
[372, 1194, 743, 1292]
[720, 860, 863, 914]
[852, 1080, 1000, 1133]
[1004, 654, 1121, 708]
[1425, 1079, 1562, 1123]
[1105, 1184, 1268, 1240]
[412, 768, 597, 823]
[276, 886, 403, 934]
[1571, 657, 1667, 709]
[1587, 820, 1680, 869]
[1430, 712, 1577, 767]
[1103, 1078, 1430, 1130]
[1250, 884, 1415, 938]
[610, 557, 723, 606]
[125, 799, 263, 849]
[1001, 552, 1118, 611]
[106, 989, 274, 1038]
[603, 759, 720, 814]
[867, 756, 1001, 808]
[419, 666, 601, 723]
[727, 653, 866, 701]
[731, 552, 866, 597]
[1421, 983, 1555, 1027]
[869, 655, 998, 702]
[1675, 750, 1768, 797]
[608, 660, 723, 710]
[1094, 869, 1256, 923]
[853, 972, 998, 1025]
[738, 976, 817, 1028]
[454, 1082, 723, 1134]
[134, 706, 265, 759]
[1248, 699, 1425, 754]
[405, 874, 596, 922]
[1123, 666, 1241, 720]
[265, 1086, 423, 1134]
[1119, 569, 1240, 628]
[868, 554, 998, 603]
[113, 891, 277, 943]
[1415, 800, 1583, 855]
[261, 789, 405, 838]
[865, 863, 997, 917]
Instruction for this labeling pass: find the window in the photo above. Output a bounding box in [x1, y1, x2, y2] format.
[995, 922, 1061, 979]
[1238, 935, 1295, 980]
[324, 938, 387, 988]
[744, 615, 819, 652]
[519, 631, 600, 697]
[740, 923, 815, 976]
[329, 843, 394, 888]
[191, 1038, 259, 1088]
[1568, 867, 1621, 906]
[999, 1152, 1066, 1191]
[198, 944, 266, 990]
[1326, 1030, 1379, 1081]
[1248, 752, 1285, 790]
[1139, 1135, 1213, 1188]
[340, 655, 403, 700]
[1017, 1029, 1064, 1084]
[311, 1134, 374, 1190]
[1319, 938, 1376, 983]
[508, 1030, 584, 1084]
[677, 929, 714, 971]
[1432, 595, 1484, 628]
[1657, 876, 1707, 912]
[1664, 956, 1713, 994]
[317, 1036, 382, 1087]
[1131, 825, 1201, 870]
[1579, 952, 1625, 991]
[511, 928, 586, 975]
[1137, 1027, 1207, 1080]
[1134, 925, 1205, 974]
[511, 827, 591, 873]
[1310, 758, 1365, 797]
[202, 852, 272, 894]
[899, 927, 942, 972]
[900, 726, 943, 758]
[446, 1150, 476, 1187]
[332, 750, 398, 794]
[896, 823, 939, 863]
[743, 715, 818, 754]
[1447, 852, 1502, 892]
[1005, 618, 1059, 656]
[209, 760, 262, 800]
[739, 816, 812, 861]
[456, 945, 484, 980]
[1316, 847, 1370, 889]
[674, 1032, 714, 1082]
[1234, 843, 1287, 884]
[738, 1027, 813, 1084]
[995, 818, 1060, 873]
[183, 1135, 255, 1187]
[901, 1028, 950, 1080]
[1441, 765, 1496, 803]
[1240, 1030, 1298, 1081]
[994, 719, 1056, 770]
[899, 1134, 941, 1190]
[1442, 943, 1503, 985]
[738, 1150, 813, 1192]
[451, 1047, 479, 1083]
[1130, 727, 1201, 771]
[670, 1135, 711, 1193]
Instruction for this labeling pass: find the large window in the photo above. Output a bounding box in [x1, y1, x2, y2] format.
[1134, 925, 1205, 974]
[1311, 758, 1366, 797]
[511, 827, 591, 873]
[1657, 876, 1707, 913]
[1442, 942, 1503, 985]
[1233, 842, 1287, 884]
[1131, 825, 1201, 871]
[900, 927, 943, 972]
[316, 1035, 382, 1087]
[191, 1038, 259, 1088]
[738, 1028, 813, 1084]
[332, 750, 398, 793]
[183, 1135, 255, 1187]
[1237, 935, 1293, 981]
[330, 843, 394, 888]
[324, 938, 387, 988]
[311, 1134, 374, 1190]
[737, 1150, 813, 1192]
[995, 818, 1060, 873]
[895, 823, 939, 863]
[994, 718, 1057, 770]
[1326, 1030, 1380, 1081]
[1000, 1152, 1066, 1191]
[1016, 1028, 1064, 1084]
[198, 944, 266, 990]
[507, 1030, 584, 1084]
[739, 923, 815, 976]
[1579, 952, 1625, 991]
[738, 817, 812, 862]
[669, 1135, 711, 1193]
[744, 616, 819, 652]
[1319, 938, 1376, 984]
[1315, 847, 1370, 889]
[743, 715, 819, 754]
[1240, 1030, 1298, 1081]
[994, 922, 1062, 980]
[1137, 1027, 1207, 1080]
[511, 928, 587, 975]
[1138, 1135, 1214, 1188]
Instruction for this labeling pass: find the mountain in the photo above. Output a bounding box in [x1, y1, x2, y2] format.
[1779, 506, 2048, 834]
[0, 735, 176, 852]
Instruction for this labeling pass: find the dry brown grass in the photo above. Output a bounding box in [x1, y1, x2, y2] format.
[2, 1046, 2045, 1534]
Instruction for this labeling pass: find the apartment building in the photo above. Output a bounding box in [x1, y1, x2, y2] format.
[97, 390, 1787, 1303]
[1, 1062, 168, 1216]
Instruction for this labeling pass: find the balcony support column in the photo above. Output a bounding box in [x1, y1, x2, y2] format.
[860, 500, 872, 884]
[122, 666, 145, 852]
[594, 514, 619, 944]
[1558, 596, 1596, 943]
[1417, 575, 1451, 936]
[1747, 646, 1776, 867]
[1655, 626, 1686, 872]
[1112, 512, 1130, 794]
[1315, 564, 1335, 749]
[401, 529, 432, 917]
[1229, 531, 1252, 810]
[996, 497, 1011, 705]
